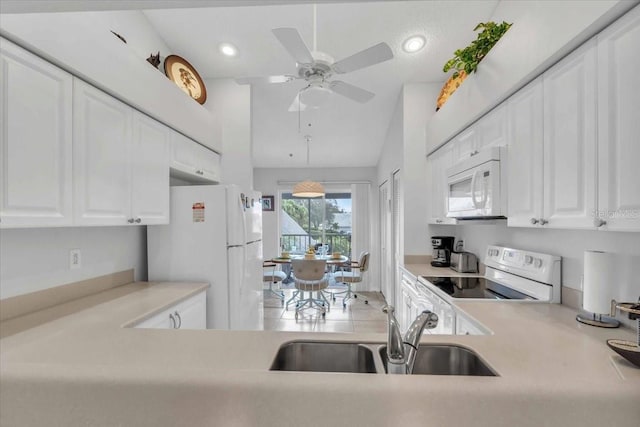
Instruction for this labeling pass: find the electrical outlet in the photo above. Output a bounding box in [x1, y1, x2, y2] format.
[69, 249, 81, 270]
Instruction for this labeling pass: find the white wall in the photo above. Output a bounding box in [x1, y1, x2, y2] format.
[253, 166, 378, 290]
[0, 226, 147, 299]
[376, 92, 403, 186]
[402, 83, 442, 256]
[203, 79, 252, 189]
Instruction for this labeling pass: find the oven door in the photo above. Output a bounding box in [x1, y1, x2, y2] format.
[446, 159, 502, 218]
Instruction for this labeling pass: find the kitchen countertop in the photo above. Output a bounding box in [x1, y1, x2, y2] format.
[1, 280, 639, 427]
[403, 262, 483, 278]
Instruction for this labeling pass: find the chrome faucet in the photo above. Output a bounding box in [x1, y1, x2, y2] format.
[382, 305, 439, 374]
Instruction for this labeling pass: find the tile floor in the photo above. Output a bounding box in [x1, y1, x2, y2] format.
[263, 288, 389, 333]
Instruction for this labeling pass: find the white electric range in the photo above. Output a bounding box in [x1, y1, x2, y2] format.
[414, 245, 562, 335]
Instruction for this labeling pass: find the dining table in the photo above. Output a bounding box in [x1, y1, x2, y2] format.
[270, 254, 350, 284]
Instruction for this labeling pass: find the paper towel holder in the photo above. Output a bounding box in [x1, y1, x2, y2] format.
[576, 296, 621, 328]
[576, 312, 620, 328]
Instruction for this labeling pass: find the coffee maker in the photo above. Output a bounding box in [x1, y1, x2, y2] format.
[431, 236, 455, 267]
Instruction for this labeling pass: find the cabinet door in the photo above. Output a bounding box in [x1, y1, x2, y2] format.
[73, 80, 132, 225]
[170, 132, 198, 173]
[175, 291, 207, 329]
[0, 39, 73, 227]
[507, 78, 544, 228]
[451, 126, 477, 161]
[428, 144, 456, 225]
[476, 104, 507, 151]
[131, 112, 170, 225]
[597, 7, 640, 232]
[543, 39, 597, 229]
[195, 143, 221, 183]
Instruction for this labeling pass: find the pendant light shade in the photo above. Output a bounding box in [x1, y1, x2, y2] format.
[292, 135, 325, 198]
[292, 180, 325, 198]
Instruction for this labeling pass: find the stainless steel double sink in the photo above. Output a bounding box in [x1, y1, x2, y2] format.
[270, 341, 498, 376]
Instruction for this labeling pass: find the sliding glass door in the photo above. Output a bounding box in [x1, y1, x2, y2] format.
[280, 192, 352, 257]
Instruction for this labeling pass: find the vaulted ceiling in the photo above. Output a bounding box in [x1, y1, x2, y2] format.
[142, 1, 499, 167]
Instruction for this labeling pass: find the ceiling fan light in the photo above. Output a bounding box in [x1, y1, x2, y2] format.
[292, 180, 325, 198]
[301, 85, 332, 107]
[403, 35, 426, 53]
[219, 43, 238, 57]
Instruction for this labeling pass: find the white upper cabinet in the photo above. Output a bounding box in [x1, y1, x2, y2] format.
[428, 144, 456, 225]
[506, 78, 544, 228]
[74, 79, 170, 226]
[476, 104, 507, 151]
[73, 79, 133, 225]
[451, 104, 507, 163]
[542, 39, 597, 229]
[171, 132, 221, 183]
[131, 112, 170, 225]
[0, 39, 73, 228]
[451, 126, 477, 161]
[596, 6, 640, 232]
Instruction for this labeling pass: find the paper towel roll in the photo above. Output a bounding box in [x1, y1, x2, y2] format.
[583, 250, 617, 314]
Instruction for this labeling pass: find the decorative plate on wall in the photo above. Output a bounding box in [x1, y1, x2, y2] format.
[164, 55, 207, 104]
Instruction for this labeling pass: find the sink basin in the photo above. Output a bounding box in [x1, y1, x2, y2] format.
[270, 341, 377, 373]
[379, 344, 497, 376]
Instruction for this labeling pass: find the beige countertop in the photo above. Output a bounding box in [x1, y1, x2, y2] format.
[1, 280, 639, 427]
[403, 262, 484, 278]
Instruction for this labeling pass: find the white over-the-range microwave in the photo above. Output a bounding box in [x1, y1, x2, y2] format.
[445, 146, 507, 219]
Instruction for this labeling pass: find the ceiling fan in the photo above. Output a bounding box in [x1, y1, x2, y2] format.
[236, 22, 393, 111]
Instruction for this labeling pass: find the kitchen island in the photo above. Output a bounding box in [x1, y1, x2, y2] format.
[1, 279, 638, 427]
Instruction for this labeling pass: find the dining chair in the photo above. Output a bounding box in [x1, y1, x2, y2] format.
[289, 259, 329, 320]
[263, 261, 286, 306]
[332, 251, 370, 308]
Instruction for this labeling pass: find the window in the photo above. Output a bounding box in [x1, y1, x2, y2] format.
[280, 192, 352, 257]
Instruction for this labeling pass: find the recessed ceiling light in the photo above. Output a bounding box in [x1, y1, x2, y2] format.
[403, 35, 426, 53]
[219, 43, 238, 57]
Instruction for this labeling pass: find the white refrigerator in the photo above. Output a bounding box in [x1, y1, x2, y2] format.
[147, 185, 263, 330]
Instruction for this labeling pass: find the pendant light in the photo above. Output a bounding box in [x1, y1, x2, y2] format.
[293, 135, 325, 198]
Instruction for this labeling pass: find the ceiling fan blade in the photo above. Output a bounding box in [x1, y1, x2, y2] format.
[235, 75, 297, 85]
[330, 81, 375, 103]
[288, 93, 307, 112]
[332, 42, 393, 74]
[272, 28, 314, 65]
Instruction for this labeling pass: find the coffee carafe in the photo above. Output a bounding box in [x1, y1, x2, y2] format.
[431, 236, 455, 267]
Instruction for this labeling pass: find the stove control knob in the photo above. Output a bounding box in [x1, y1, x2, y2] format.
[534, 258, 543, 268]
[524, 255, 533, 264]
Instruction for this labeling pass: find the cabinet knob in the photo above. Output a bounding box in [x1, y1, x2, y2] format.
[436, 219, 443, 224]
[470, 150, 480, 156]
[134, 218, 141, 223]
[127, 218, 135, 224]
[530, 218, 539, 225]
[539, 218, 548, 225]
[196, 169, 204, 175]
[594, 218, 607, 228]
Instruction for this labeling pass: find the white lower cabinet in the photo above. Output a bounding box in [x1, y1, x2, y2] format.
[456, 310, 490, 336]
[0, 38, 73, 228]
[135, 291, 206, 330]
[73, 79, 170, 226]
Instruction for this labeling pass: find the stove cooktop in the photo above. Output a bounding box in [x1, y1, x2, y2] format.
[421, 276, 535, 300]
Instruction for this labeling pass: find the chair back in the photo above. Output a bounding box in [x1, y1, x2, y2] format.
[292, 259, 327, 281]
[358, 252, 370, 273]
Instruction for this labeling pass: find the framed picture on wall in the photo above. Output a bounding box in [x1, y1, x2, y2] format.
[261, 196, 274, 212]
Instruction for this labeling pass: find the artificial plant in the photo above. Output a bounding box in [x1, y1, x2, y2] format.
[443, 21, 512, 78]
